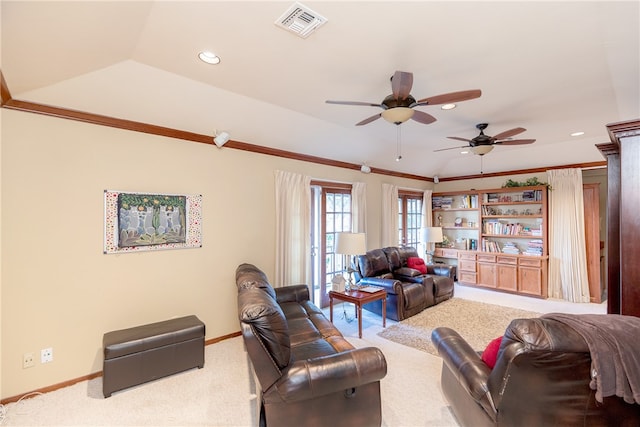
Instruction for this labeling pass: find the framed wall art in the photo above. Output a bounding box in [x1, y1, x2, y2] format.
[104, 190, 202, 254]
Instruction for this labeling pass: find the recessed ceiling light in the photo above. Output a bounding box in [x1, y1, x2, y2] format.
[198, 51, 220, 65]
[460, 149, 470, 154]
[571, 131, 585, 137]
[441, 103, 456, 110]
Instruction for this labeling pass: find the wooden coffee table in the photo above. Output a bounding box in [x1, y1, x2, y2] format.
[329, 289, 386, 338]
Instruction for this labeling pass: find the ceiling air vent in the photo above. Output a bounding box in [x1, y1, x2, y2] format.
[275, 2, 327, 39]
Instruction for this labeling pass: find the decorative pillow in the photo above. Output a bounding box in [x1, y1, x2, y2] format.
[481, 336, 503, 369]
[407, 256, 427, 274]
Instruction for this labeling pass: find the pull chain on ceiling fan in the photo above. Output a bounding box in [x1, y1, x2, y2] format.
[396, 125, 402, 161]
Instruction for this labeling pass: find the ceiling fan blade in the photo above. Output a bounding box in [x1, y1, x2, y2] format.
[496, 138, 536, 145]
[410, 110, 437, 124]
[492, 127, 526, 140]
[391, 71, 413, 100]
[447, 136, 472, 142]
[355, 113, 382, 126]
[433, 145, 468, 152]
[415, 89, 482, 106]
[326, 100, 382, 108]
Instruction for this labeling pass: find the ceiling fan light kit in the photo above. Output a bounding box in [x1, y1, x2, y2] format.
[381, 107, 414, 124]
[471, 145, 494, 156]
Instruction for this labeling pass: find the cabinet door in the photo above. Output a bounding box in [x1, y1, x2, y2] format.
[478, 263, 497, 288]
[497, 264, 518, 291]
[518, 266, 542, 296]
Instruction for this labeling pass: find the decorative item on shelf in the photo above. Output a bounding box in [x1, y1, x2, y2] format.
[454, 217, 463, 227]
[421, 226, 444, 264]
[335, 232, 367, 291]
[438, 214, 443, 226]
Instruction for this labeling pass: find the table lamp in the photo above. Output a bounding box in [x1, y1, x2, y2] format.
[335, 232, 366, 291]
[421, 226, 443, 264]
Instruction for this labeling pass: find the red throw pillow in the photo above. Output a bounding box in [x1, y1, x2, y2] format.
[481, 336, 503, 369]
[407, 257, 427, 274]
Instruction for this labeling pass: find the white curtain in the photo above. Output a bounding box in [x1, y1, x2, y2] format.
[547, 168, 590, 302]
[351, 182, 367, 234]
[381, 183, 399, 247]
[421, 190, 433, 255]
[274, 170, 311, 287]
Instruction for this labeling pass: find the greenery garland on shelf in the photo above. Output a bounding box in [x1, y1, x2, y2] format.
[502, 177, 551, 189]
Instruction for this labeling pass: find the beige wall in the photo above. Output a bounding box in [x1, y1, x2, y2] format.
[0, 109, 430, 399]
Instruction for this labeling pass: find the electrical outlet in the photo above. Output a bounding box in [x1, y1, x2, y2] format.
[41, 347, 53, 364]
[23, 352, 35, 369]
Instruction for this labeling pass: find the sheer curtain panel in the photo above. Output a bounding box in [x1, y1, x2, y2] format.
[351, 182, 367, 234]
[547, 168, 590, 302]
[381, 183, 399, 247]
[275, 170, 311, 287]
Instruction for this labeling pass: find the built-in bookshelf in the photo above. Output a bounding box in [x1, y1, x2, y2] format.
[433, 185, 549, 298]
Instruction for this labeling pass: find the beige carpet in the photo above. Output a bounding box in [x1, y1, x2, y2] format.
[377, 298, 541, 355]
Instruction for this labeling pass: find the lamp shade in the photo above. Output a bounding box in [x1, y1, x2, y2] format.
[335, 232, 366, 255]
[421, 227, 443, 244]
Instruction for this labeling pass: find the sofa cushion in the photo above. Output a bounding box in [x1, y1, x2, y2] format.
[238, 287, 291, 369]
[407, 257, 427, 274]
[358, 249, 391, 277]
[236, 263, 277, 299]
[481, 336, 503, 369]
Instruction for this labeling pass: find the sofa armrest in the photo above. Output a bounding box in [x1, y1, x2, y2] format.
[357, 277, 402, 295]
[269, 347, 387, 403]
[274, 284, 310, 304]
[427, 264, 455, 279]
[431, 327, 496, 415]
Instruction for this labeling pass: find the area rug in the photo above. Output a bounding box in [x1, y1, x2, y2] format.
[377, 298, 541, 356]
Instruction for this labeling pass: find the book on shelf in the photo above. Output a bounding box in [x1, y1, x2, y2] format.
[482, 239, 501, 253]
[501, 241, 520, 254]
[523, 239, 544, 256]
[432, 196, 453, 209]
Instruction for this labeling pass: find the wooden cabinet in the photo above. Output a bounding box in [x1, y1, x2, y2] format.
[459, 250, 547, 297]
[457, 251, 477, 284]
[518, 257, 548, 297]
[598, 119, 640, 317]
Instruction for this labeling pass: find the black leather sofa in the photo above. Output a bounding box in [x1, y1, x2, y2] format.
[236, 263, 387, 427]
[431, 316, 640, 426]
[352, 246, 455, 321]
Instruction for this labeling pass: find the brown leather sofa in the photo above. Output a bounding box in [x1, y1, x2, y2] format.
[236, 263, 387, 427]
[431, 317, 640, 426]
[353, 246, 454, 321]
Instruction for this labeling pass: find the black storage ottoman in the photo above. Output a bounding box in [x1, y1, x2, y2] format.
[102, 315, 205, 397]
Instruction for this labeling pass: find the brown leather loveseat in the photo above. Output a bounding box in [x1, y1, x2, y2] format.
[236, 263, 387, 427]
[353, 246, 454, 321]
[431, 315, 640, 426]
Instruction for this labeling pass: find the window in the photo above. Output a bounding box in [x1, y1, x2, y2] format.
[398, 190, 423, 247]
[311, 182, 352, 307]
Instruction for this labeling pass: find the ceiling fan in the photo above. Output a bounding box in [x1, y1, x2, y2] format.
[326, 71, 481, 126]
[435, 123, 536, 156]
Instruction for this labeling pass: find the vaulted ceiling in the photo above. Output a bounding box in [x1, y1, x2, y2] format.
[2, 1, 638, 178]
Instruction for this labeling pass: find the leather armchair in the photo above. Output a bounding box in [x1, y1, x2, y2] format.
[353, 248, 434, 321]
[383, 246, 455, 304]
[431, 317, 640, 427]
